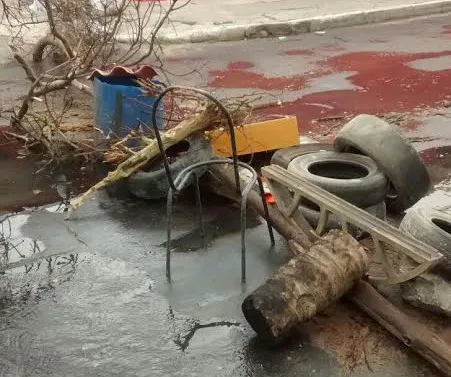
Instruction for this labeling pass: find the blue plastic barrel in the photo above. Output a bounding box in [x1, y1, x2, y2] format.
[93, 76, 164, 137]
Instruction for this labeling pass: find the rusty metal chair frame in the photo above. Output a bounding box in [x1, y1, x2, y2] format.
[262, 164, 443, 284]
[148, 86, 275, 283]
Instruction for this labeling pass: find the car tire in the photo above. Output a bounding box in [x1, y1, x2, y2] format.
[94, 163, 133, 199]
[334, 114, 430, 213]
[400, 207, 451, 276]
[127, 135, 213, 200]
[271, 143, 334, 168]
[287, 151, 387, 207]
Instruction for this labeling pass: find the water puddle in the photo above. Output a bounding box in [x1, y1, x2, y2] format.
[160, 206, 262, 253]
[1, 214, 46, 267]
[0, 213, 80, 308]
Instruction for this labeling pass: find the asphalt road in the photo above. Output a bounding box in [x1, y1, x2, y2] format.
[160, 14, 451, 149]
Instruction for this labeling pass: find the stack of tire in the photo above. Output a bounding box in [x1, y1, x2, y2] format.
[271, 114, 431, 235]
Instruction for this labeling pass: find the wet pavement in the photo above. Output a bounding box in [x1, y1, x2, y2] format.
[1, 14, 451, 377]
[0, 193, 444, 377]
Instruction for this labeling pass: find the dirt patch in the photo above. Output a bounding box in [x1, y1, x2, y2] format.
[305, 301, 442, 376]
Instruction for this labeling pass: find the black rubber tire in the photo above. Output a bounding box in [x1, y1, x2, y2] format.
[287, 151, 387, 207]
[400, 207, 451, 275]
[127, 136, 213, 200]
[298, 201, 386, 237]
[334, 114, 430, 214]
[94, 163, 133, 199]
[271, 143, 334, 169]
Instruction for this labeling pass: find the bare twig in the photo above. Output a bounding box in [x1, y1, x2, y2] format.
[129, 0, 180, 65]
[7, 0, 189, 164]
[13, 53, 37, 82]
[42, 0, 75, 59]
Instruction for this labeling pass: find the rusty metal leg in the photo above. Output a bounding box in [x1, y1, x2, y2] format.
[240, 194, 247, 284]
[257, 176, 275, 246]
[193, 172, 205, 238]
[166, 187, 174, 282]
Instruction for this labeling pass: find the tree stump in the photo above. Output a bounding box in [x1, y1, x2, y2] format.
[242, 230, 368, 343]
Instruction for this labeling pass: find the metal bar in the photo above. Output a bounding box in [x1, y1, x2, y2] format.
[173, 160, 255, 186]
[166, 159, 275, 283]
[166, 187, 174, 281]
[193, 172, 205, 238]
[240, 194, 247, 283]
[143, 86, 275, 284]
[150, 86, 241, 195]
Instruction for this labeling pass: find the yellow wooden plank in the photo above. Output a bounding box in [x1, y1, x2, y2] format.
[207, 117, 299, 157]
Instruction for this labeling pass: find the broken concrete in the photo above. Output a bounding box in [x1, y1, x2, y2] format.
[402, 273, 451, 317]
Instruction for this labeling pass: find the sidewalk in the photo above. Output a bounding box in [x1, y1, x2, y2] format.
[0, 0, 450, 45]
[152, 0, 451, 43]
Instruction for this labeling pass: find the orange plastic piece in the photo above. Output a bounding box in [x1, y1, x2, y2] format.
[265, 193, 276, 204]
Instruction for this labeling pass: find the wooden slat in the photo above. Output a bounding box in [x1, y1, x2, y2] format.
[262, 164, 443, 283]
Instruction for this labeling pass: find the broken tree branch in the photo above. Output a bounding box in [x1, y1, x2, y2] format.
[68, 104, 223, 214]
[71, 79, 93, 96]
[42, 0, 75, 59]
[13, 53, 37, 82]
[31, 34, 70, 63]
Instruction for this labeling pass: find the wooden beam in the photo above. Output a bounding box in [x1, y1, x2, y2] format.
[350, 280, 451, 377]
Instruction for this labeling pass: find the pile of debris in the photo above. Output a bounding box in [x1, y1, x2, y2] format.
[2, 54, 450, 375]
[70, 95, 451, 374]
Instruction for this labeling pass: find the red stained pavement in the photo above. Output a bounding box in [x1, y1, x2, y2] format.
[256, 50, 451, 129]
[207, 48, 451, 133]
[209, 63, 310, 91]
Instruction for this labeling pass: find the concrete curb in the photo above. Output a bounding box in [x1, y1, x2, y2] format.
[120, 0, 451, 45]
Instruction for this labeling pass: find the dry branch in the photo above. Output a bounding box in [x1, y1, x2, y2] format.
[32, 34, 70, 63]
[42, 0, 75, 59]
[68, 104, 222, 214]
[13, 52, 37, 82]
[71, 79, 93, 96]
[8, 0, 187, 150]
